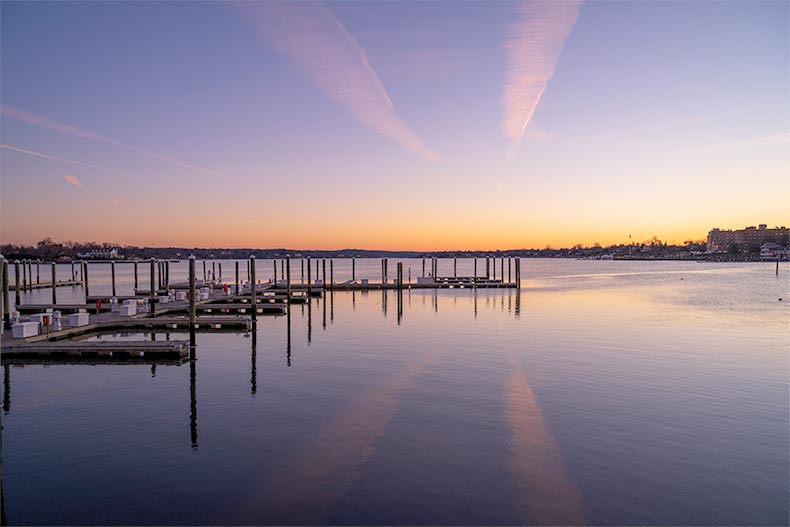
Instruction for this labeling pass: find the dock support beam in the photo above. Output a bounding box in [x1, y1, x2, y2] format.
[2, 257, 10, 330]
[14, 261, 21, 307]
[111, 260, 116, 297]
[273, 259, 277, 284]
[51, 262, 57, 305]
[286, 257, 291, 303]
[83, 261, 90, 298]
[149, 258, 156, 316]
[250, 256, 257, 327]
[189, 255, 196, 351]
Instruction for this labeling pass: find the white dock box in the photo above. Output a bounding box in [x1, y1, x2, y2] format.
[12, 321, 39, 338]
[361, 279, 369, 285]
[157, 295, 170, 304]
[175, 291, 187, 301]
[67, 312, 90, 327]
[29, 313, 52, 325]
[314, 279, 323, 286]
[119, 304, 136, 317]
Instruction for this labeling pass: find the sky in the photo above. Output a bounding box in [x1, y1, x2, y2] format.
[1, 0, 788, 251]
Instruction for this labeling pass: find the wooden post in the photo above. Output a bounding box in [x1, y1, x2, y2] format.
[397, 262, 403, 291]
[508, 258, 512, 283]
[134, 260, 139, 289]
[352, 257, 356, 282]
[474, 258, 477, 280]
[486, 258, 490, 279]
[111, 260, 116, 297]
[212, 261, 216, 283]
[493, 257, 497, 280]
[14, 261, 21, 306]
[273, 259, 278, 284]
[71, 260, 75, 281]
[281, 259, 285, 279]
[203, 260, 207, 283]
[30, 261, 34, 290]
[286, 256, 291, 303]
[501, 257, 504, 282]
[235, 261, 240, 296]
[51, 261, 57, 305]
[322, 259, 326, 290]
[307, 257, 312, 294]
[21, 260, 26, 292]
[247, 259, 250, 282]
[330, 259, 334, 290]
[381, 259, 384, 283]
[422, 257, 426, 277]
[218, 262, 222, 283]
[149, 258, 156, 316]
[2, 257, 10, 330]
[454, 257, 457, 278]
[36, 260, 40, 284]
[301, 259, 305, 283]
[189, 255, 196, 350]
[250, 256, 257, 326]
[83, 261, 90, 297]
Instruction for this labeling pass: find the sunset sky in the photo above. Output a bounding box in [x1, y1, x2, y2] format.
[1, 1, 788, 250]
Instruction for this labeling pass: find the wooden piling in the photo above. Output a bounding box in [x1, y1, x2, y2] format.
[486, 258, 490, 279]
[149, 258, 156, 316]
[2, 258, 10, 330]
[133, 260, 138, 289]
[71, 260, 75, 281]
[322, 259, 326, 290]
[454, 257, 457, 277]
[50, 261, 57, 305]
[501, 257, 504, 281]
[301, 259, 305, 283]
[189, 255, 196, 350]
[286, 256, 291, 302]
[212, 261, 216, 282]
[422, 257, 426, 277]
[508, 258, 512, 283]
[273, 259, 277, 284]
[83, 261, 90, 297]
[307, 257, 312, 294]
[330, 259, 334, 290]
[14, 261, 21, 306]
[352, 257, 356, 282]
[235, 261, 240, 295]
[250, 256, 257, 325]
[111, 260, 117, 297]
[36, 260, 40, 284]
[203, 260, 207, 282]
[21, 260, 27, 292]
[474, 258, 478, 280]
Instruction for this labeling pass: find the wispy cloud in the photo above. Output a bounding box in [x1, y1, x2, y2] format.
[1, 143, 128, 174]
[503, 1, 582, 158]
[64, 175, 83, 188]
[236, 1, 441, 162]
[683, 132, 790, 154]
[0, 105, 228, 179]
[110, 197, 122, 205]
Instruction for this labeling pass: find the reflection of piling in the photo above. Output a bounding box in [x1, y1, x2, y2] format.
[51, 262, 57, 305]
[2, 258, 10, 330]
[111, 260, 116, 297]
[3, 364, 9, 413]
[14, 262, 21, 306]
[307, 296, 312, 344]
[149, 258, 156, 316]
[287, 306, 292, 367]
[251, 331, 257, 394]
[189, 359, 198, 448]
[189, 256, 196, 351]
[250, 256, 257, 327]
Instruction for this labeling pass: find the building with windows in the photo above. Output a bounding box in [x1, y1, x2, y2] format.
[707, 225, 789, 252]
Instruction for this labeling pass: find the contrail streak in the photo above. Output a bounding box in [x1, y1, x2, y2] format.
[236, 1, 441, 162]
[1, 143, 128, 174]
[503, 1, 582, 158]
[1, 105, 228, 179]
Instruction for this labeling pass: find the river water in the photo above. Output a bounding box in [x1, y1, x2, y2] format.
[1, 259, 788, 525]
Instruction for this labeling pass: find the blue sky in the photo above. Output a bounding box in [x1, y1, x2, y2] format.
[1, 1, 788, 249]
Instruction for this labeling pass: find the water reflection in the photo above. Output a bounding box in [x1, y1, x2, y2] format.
[189, 359, 198, 449]
[2, 365, 9, 413]
[250, 331, 257, 395]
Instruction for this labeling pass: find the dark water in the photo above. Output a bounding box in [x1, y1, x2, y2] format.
[2, 259, 788, 525]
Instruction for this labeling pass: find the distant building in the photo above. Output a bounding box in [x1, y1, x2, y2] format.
[760, 242, 789, 260]
[77, 248, 123, 259]
[707, 224, 789, 252]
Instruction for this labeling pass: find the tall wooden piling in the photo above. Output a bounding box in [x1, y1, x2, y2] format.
[212, 261, 216, 283]
[301, 259, 305, 283]
[322, 259, 326, 290]
[352, 257, 356, 282]
[218, 262, 222, 283]
[71, 261, 75, 281]
[235, 261, 240, 295]
[508, 258, 512, 283]
[51, 262, 57, 305]
[111, 260, 117, 297]
[14, 261, 21, 306]
[281, 259, 285, 279]
[454, 257, 457, 277]
[166, 261, 170, 290]
[250, 256, 257, 326]
[134, 260, 138, 289]
[149, 258, 156, 316]
[273, 259, 278, 284]
[286, 257, 291, 302]
[501, 258, 504, 282]
[21, 260, 27, 292]
[330, 259, 334, 290]
[247, 259, 251, 282]
[474, 258, 478, 280]
[2, 258, 10, 330]
[486, 258, 490, 279]
[36, 260, 40, 284]
[307, 257, 312, 294]
[189, 255, 196, 350]
[203, 260, 207, 283]
[83, 261, 90, 297]
[422, 257, 426, 277]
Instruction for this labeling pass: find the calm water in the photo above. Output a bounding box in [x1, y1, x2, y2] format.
[2, 259, 788, 525]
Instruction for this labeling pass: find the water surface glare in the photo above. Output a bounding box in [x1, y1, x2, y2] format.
[2, 259, 788, 525]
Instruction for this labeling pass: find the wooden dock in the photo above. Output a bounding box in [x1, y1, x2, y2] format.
[10, 279, 82, 291]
